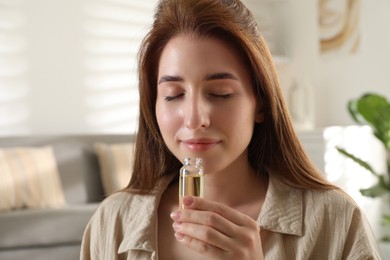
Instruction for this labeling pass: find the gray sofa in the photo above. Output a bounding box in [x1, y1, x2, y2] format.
[0, 134, 133, 260]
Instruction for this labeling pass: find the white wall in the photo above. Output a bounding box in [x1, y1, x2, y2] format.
[285, 0, 390, 127]
[1, 0, 389, 135]
[1, 0, 157, 135]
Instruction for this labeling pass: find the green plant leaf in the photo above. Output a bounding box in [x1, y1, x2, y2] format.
[360, 183, 388, 198]
[372, 106, 390, 149]
[383, 215, 390, 224]
[360, 175, 390, 198]
[336, 147, 380, 177]
[347, 100, 362, 124]
[356, 93, 389, 126]
[382, 236, 390, 242]
[353, 93, 390, 149]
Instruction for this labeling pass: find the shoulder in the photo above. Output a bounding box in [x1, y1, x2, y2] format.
[91, 174, 175, 223]
[80, 192, 139, 259]
[305, 189, 380, 250]
[100, 191, 142, 210]
[92, 190, 159, 223]
[304, 188, 359, 215]
[81, 175, 176, 259]
[310, 189, 381, 258]
[96, 191, 137, 216]
[267, 177, 359, 217]
[301, 187, 363, 227]
[83, 191, 159, 248]
[86, 192, 140, 233]
[264, 178, 380, 258]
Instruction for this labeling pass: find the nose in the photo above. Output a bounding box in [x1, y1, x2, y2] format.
[184, 95, 210, 129]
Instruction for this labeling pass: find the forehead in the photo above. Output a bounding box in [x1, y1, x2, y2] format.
[161, 34, 239, 57]
[157, 35, 249, 77]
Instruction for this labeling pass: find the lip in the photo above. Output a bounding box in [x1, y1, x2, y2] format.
[181, 138, 220, 151]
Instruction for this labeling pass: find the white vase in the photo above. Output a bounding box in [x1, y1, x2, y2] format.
[287, 77, 315, 131]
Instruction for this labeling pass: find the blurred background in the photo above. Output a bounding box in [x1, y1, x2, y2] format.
[1, 0, 390, 256]
[1, 0, 389, 135]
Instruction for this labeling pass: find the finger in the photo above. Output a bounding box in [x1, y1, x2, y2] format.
[182, 196, 256, 227]
[173, 224, 229, 258]
[175, 232, 222, 257]
[174, 208, 235, 237]
[174, 220, 262, 259]
[173, 209, 260, 250]
[173, 215, 236, 250]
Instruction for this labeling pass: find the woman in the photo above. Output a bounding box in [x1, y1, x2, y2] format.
[81, 0, 381, 259]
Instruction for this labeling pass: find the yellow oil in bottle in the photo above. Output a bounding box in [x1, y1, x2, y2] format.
[179, 158, 204, 209]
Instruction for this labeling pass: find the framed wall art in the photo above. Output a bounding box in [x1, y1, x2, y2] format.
[318, 0, 361, 56]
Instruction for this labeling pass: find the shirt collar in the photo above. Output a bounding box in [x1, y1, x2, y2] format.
[118, 174, 176, 254]
[258, 176, 303, 236]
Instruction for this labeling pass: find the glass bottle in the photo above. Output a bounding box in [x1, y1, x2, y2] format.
[179, 157, 204, 209]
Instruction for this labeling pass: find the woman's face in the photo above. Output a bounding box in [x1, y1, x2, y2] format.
[156, 35, 263, 174]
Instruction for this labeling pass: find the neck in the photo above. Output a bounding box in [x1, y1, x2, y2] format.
[203, 157, 267, 211]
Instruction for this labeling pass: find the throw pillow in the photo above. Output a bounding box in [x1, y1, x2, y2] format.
[0, 146, 65, 212]
[94, 142, 134, 195]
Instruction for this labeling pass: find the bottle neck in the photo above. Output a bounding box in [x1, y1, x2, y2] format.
[184, 157, 202, 167]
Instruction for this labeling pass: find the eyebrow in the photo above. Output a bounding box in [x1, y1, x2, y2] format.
[158, 75, 183, 85]
[204, 72, 238, 81]
[157, 72, 238, 85]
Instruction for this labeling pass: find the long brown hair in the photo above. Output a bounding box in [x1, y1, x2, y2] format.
[127, 0, 336, 193]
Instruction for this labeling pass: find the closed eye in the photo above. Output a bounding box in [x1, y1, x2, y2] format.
[209, 93, 232, 99]
[164, 93, 184, 102]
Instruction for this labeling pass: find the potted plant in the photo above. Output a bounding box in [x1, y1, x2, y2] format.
[336, 92, 390, 241]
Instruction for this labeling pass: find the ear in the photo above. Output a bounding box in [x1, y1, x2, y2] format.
[255, 106, 264, 123]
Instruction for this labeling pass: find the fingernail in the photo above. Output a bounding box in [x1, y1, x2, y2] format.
[170, 211, 181, 220]
[172, 222, 181, 231]
[183, 196, 194, 207]
[175, 232, 185, 241]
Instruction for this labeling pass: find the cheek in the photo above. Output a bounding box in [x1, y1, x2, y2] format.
[156, 103, 181, 136]
[219, 103, 257, 125]
[156, 104, 168, 132]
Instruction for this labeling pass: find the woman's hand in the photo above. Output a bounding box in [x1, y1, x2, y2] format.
[170, 196, 264, 259]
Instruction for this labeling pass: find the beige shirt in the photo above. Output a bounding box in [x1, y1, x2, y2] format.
[80, 175, 382, 260]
